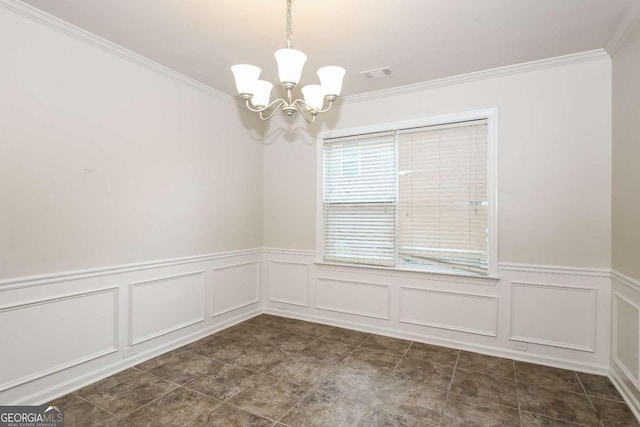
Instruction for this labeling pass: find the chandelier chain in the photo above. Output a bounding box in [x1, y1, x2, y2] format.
[285, 0, 293, 48]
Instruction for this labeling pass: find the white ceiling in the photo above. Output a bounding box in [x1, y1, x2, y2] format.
[22, 0, 633, 97]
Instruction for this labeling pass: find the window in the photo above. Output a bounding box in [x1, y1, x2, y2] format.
[319, 111, 497, 277]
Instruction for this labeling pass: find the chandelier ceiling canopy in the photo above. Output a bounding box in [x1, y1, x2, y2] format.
[231, 0, 346, 123]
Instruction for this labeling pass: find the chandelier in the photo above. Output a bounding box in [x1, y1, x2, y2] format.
[230, 0, 346, 123]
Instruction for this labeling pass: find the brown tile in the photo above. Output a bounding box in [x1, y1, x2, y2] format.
[376, 376, 448, 425]
[321, 326, 371, 346]
[185, 363, 262, 401]
[457, 351, 515, 379]
[299, 338, 356, 362]
[358, 407, 432, 427]
[62, 400, 118, 427]
[268, 352, 337, 387]
[183, 335, 247, 361]
[136, 349, 220, 384]
[520, 411, 587, 426]
[246, 314, 291, 330]
[316, 364, 388, 403]
[281, 318, 334, 337]
[577, 372, 624, 401]
[207, 403, 276, 427]
[591, 396, 640, 426]
[450, 368, 518, 408]
[83, 371, 177, 417]
[259, 330, 318, 353]
[441, 393, 520, 427]
[229, 375, 309, 420]
[47, 392, 83, 407]
[280, 389, 370, 426]
[517, 382, 600, 426]
[221, 323, 264, 342]
[74, 368, 143, 398]
[342, 347, 402, 374]
[120, 387, 221, 426]
[360, 334, 411, 355]
[515, 361, 583, 393]
[232, 343, 289, 373]
[392, 357, 454, 391]
[404, 342, 459, 366]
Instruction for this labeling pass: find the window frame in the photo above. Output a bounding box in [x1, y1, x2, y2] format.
[316, 108, 499, 278]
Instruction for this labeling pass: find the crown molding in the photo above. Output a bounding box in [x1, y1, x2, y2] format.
[0, 0, 234, 103]
[606, 0, 640, 56]
[342, 49, 610, 104]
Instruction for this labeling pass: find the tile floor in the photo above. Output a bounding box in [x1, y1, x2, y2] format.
[49, 314, 639, 426]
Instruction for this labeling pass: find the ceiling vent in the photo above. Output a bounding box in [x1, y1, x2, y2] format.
[360, 67, 392, 80]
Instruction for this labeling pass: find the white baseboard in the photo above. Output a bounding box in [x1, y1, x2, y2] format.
[610, 364, 640, 422]
[16, 308, 261, 405]
[263, 308, 609, 375]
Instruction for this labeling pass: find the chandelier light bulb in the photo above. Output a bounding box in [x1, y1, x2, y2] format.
[231, 64, 261, 96]
[301, 85, 326, 111]
[274, 48, 307, 88]
[317, 66, 346, 98]
[251, 80, 273, 107]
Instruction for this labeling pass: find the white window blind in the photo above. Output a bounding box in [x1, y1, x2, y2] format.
[398, 120, 488, 274]
[323, 132, 396, 266]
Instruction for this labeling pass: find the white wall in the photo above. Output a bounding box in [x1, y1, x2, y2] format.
[264, 55, 612, 269]
[0, 5, 264, 280]
[610, 8, 640, 418]
[263, 54, 613, 373]
[0, 3, 265, 405]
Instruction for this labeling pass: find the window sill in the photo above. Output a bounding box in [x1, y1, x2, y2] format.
[314, 261, 500, 281]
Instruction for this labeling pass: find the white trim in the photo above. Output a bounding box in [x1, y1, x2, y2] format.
[610, 366, 640, 423]
[0, 287, 119, 392]
[315, 261, 499, 284]
[0, 248, 263, 290]
[612, 269, 640, 293]
[315, 277, 391, 320]
[18, 308, 262, 406]
[612, 292, 640, 388]
[499, 263, 611, 278]
[0, 0, 233, 103]
[267, 260, 310, 307]
[341, 50, 609, 104]
[398, 286, 498, 337]
[316, 108, 499, 277]
[262, 248, 316, 257]
[510, 282, 597, 353]
[210, 261, 260, 317]
[263, 308, 609, 375]
[129, 271, 206, 346]
[606, 0, 640, 56]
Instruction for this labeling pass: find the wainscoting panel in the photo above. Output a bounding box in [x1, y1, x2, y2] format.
[399, 287, 498, 336]
[316, 277, 390, 319]
[0, 248, 262, 405]
[0, 288, 118, 392]
[613, 292, 640, 384]
[511, 282, 597, 352]
[268, 260, 309, 307]
[211, 261, 259, 317]
[130, 271, 205, 345]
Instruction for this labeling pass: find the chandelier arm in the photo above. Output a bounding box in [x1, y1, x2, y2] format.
[291, 101, 317, 123]
[293, 98, 335, 115]
[244, 98, 287, 113]
[259, 103, 288, 121]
